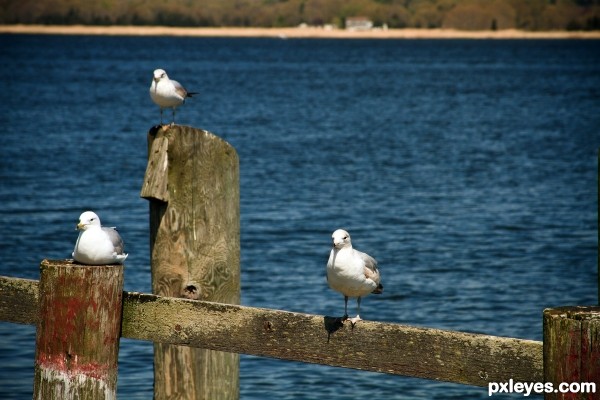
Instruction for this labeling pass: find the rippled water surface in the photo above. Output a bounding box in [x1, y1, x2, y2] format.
[0, 35, 598, 399]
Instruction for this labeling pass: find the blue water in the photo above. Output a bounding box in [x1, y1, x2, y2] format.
[0, 34, 598, 399]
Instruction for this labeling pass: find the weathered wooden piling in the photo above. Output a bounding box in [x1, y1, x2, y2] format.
[141, 125, 240, 400]
[33, 259, 124, 400]
[543, 306, 600, 400]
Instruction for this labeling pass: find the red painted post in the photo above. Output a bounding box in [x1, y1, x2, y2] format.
[543, 306, 600, 400]
[33, 259, 124, 400]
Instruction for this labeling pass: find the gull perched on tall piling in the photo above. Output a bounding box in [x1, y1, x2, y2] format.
[326, 229, 383, 326]
[72, 211, 128, 265]
[149, 68, 197, 125]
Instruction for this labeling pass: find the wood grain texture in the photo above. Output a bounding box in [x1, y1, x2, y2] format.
[121, 291, 544, 388]
[543, 306, 600, 400]
[0, 275, 547, 389]
[0, 275, 38, 324]
[33, 260, 123, 400]
[144, 125, 240, 302]
[142, 125, 240, 400]
[140, 129, 169, 202]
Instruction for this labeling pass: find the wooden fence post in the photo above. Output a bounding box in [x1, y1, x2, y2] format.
[33, 259, 124, 400]
[141, 125, 240, 400]
[543, 306, 600, 400]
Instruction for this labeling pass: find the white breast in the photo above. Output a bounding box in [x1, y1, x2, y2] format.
[326, 247, 378, 297]
[73, 228, 120, 265]
[150, 80, 184, 108]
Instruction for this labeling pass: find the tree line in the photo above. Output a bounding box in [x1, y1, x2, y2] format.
[2, 0, 599, 31]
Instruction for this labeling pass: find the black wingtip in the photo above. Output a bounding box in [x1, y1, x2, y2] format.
[372, 283, 383, 294]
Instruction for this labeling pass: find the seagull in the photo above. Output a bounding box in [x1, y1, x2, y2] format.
[149, 68, 197, 125]
[326, 229, 383, 326]
[72, 211, 128, 265]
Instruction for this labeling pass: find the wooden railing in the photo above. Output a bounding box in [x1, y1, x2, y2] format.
[1, 271, 598, 399]
[0, 271, 543, 385]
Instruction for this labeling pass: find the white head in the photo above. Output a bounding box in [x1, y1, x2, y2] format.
[77, 211, 101, 231]
[332, 229, 352, 249]
[153, 68, 168, 83]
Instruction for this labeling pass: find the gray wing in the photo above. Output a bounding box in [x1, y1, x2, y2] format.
[171, 80, 187, 97]
[102, 227, 125, 255]
[357, 250, 382, 292]
[358, 250, 378, 274]
[171, 80, 194, 98]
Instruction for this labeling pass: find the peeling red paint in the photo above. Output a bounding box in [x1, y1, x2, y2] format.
[36, 352, 115, 381]
[34, 262, 123, 392]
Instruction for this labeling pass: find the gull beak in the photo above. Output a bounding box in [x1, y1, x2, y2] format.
[76, 222, 84, 231]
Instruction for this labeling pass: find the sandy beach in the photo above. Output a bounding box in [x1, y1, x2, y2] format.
[1, 24, 599, 39]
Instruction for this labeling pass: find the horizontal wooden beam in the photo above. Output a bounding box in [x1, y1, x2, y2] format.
[0, 275, 38, 324]
[0, 275, 543, 387]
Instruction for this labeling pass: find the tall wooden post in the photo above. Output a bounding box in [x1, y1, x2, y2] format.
[543, 306, 600, 400]
[33, 259, 124, 400]
[141, 125, 240, 400]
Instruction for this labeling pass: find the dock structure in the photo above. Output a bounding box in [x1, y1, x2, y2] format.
[0, 126, 598, 399]
[2, 275, 599, 399]
[141, 125, 240, 400]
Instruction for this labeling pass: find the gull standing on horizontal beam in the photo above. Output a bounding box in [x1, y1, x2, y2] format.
[149, 68, 197, 125]
[326, 229, 383, 326]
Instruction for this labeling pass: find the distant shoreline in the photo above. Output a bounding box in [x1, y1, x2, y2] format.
[2, 24, 600, 39]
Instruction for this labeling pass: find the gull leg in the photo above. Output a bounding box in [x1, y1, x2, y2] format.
[343, 296, 349, 320]
[171, 108, 176, 125]
[160, 108, 164, 125]
[348, 297, 362, 327]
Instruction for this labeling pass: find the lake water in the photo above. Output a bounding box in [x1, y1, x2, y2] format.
[0, 34, 598, 399]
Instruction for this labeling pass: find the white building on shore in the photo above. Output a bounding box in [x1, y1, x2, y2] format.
[345, 17, 373, 31]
